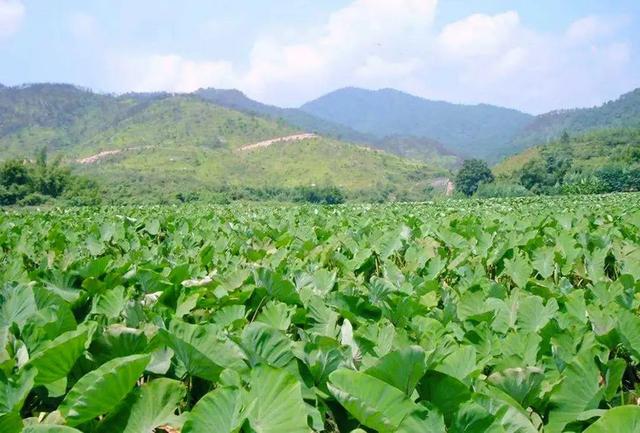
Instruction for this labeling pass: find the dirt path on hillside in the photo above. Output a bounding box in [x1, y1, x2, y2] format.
[77, 134, 319, 163]
[237, 133, 318, 152]
[76, 146, 153, 164]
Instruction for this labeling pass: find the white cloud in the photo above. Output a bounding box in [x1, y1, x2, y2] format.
[0, 0, 25, 41]
[110, 0, 437, 105]
[109, 54, 237, 93]
[240, 0, 437, 105]
[106, 1, 636, 113]
[437, 12, 521, 58]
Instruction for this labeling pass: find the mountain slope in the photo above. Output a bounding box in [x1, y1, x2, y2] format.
[300, 87, 534, 161]
[510, 88, 640, 150]
[0, 83, 450, 202]
[194, 88, 371, 143]
[494, 127, 640, 178]
[195, 88, 459, 167]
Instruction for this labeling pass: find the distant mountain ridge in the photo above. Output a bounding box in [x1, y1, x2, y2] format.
[195, 87, 459, 167]
[194, 88, 371, 144]
[2, 81, 640, 171]
[300, 87, 534, 161]
[510, 88, 640, 150]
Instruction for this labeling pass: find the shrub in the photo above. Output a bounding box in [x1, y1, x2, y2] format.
[18, 192, 49, 206]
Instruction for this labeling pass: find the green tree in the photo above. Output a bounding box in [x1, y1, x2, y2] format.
[455, 159, 494, 196]
[0, 159, 31, 187]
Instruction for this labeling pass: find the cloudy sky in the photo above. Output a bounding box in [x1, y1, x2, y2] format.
[0, 0, 638, 113]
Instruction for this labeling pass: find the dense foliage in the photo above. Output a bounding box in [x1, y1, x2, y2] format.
[512, 88, 640, 150]
[0, 151, 99, 206]
[495, 128, 640, 195]
[455, 159, 495, 196]
[1, 194, 640, 432]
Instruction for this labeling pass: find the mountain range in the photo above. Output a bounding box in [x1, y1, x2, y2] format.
[300, 87, 534, 161]
[0, 84, 446, 202]
[197, 85, 640, 163]
[1, 82, 639, 202]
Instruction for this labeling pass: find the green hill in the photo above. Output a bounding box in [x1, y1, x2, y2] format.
[493, 128, 640, 194]
[194, 88, 372, 143]
[0, 84, 450, 203]
[300, 87, 534, 161]
[510, 88, 640, 151]
[495, 128, 640, 176]
[195, 88, 459, 167]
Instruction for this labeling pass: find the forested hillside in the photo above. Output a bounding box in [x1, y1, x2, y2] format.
[494, 128, 640, 194]
[0, 84, 449, 203]
[511, 88, 640, 150]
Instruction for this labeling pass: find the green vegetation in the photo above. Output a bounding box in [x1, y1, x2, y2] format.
[511, 88, 640, 150]
[455, 159, 494, 196]
[0, 150, 99, 206]
[1, 194, 640, 432]
[494, 128, 640, 195]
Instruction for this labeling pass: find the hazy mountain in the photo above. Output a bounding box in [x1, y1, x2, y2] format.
[300, 87, 534, 161]
[510, 88, 640, 150]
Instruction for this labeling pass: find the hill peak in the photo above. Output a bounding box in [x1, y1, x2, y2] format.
[300, 86, 533, 160]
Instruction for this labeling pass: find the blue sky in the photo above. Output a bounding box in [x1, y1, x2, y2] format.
[0, 0, 638, 113]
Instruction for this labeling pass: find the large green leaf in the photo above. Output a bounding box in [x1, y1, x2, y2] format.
[0, 368, 35, 415]
[546, 343, 603, 433]
[583, 405, 640, 433]
[256, 301, 293, 331]
[517, 296, 558, 333]
[417, 371, 471, 424]
[365, 345, 426, 396]
[28, 326, 90, 385]
[396, 408, 447, 433]
[253, 268, 300, 305]
[159, 320, 244, 381]
[183, 387, 245, 433]
[0, 284, 37, 330]
[246, 366, 310, 433]
[474, 390, 538, 433]
[435, 345, 478, 382]
[450, 401, 495, 433]
[59, 354, 150, 426]
[487, 367, 544, 407]
[617, 309, 640, 361]
[89, 325, 148, 365]
[241, 322, 293, 368]
[328, 368, 419, 432]
[120, 378, 185, 433]
[503, 254, 532, 288]
[0, 368, 35, 433]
